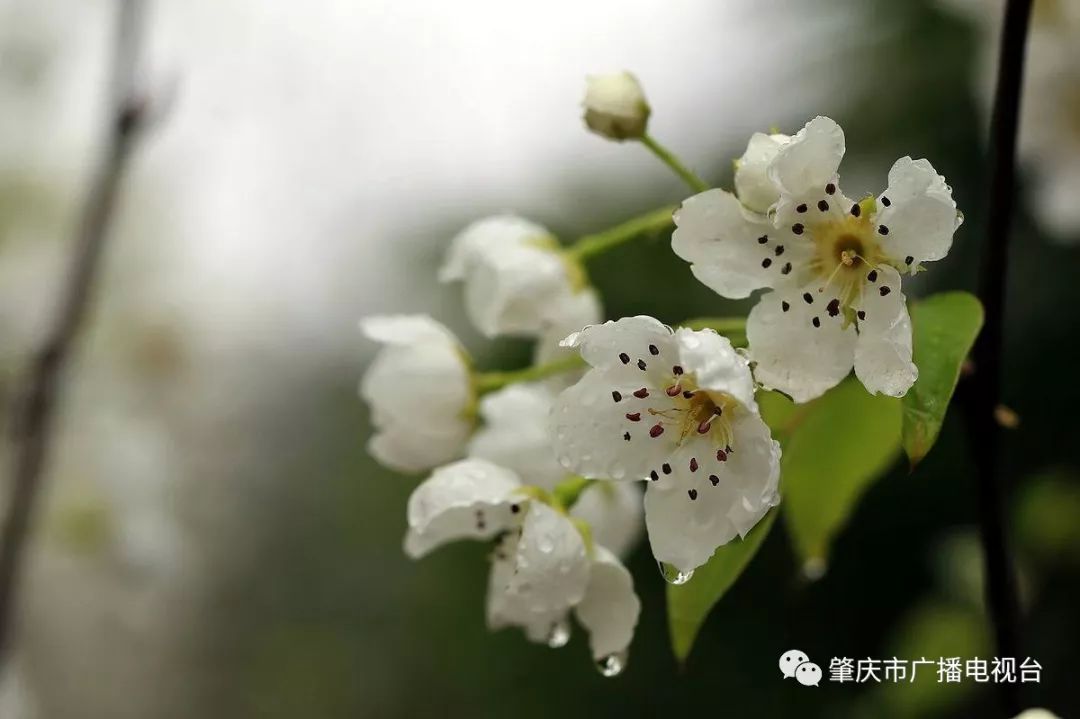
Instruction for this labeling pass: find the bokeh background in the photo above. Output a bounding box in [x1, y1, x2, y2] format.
[1, 0, 1079, 717]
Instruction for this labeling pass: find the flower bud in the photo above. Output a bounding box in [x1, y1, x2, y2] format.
[582, 72, 650, 141]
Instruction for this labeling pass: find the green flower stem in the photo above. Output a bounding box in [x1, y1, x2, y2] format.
[678, 316, 747, 335]
[565, 205, 677, 263]
[473, 354, 585, 394]
[639, 134, 710, 193]
[552, 476, 596, 510]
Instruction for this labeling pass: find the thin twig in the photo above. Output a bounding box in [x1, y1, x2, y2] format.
[964, 0, 1032, 715]
[0, 0, 149, 664]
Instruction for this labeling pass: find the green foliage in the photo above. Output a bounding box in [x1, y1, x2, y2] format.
[666, 508, 777, 662]
[781, 379, 902, 569]
[902, 292, 984, 467]
[857, 601, 990, 719]
[665, 382, 903, 662]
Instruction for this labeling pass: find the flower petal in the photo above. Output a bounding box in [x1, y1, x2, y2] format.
[369, 421, 472, 475]
[734, 132, 790, 214]
[874, 157, 961, 267]
[360, 314, 459, 346]
[461, 243, 575, 337]
[468, 383, 567, 490]
[767, 116, 846, 198]
[360, 314, 472, 472]
[672, 189, 785, 298]
[506, 502, 590, 613]
[674, 327, 757, 410]
[643, 408, 780, 573]
[746, 284, 857, 403]
[440, 215, 551, 282]
[562, 315, 674, 375]
[550, 367, 675, 481]
[486, 532, 568, 644]
[854, 265, 918, 397]
[573, 546, 641, 661]
[533, 288, 604, 369]
[570, 481, 644, 560]
[403, 458, 522, 558]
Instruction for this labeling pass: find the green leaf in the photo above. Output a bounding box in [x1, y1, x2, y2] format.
[663, 382, 901, 663]
[902, 291, 984, 467]
[782, 379, 902, 571]
[666, 508, 778, 663]
[663, 390, 798, 663]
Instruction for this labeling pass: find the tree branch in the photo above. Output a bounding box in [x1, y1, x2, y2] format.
[0, 0, 149, 664]
[964, 0, 1033, 714]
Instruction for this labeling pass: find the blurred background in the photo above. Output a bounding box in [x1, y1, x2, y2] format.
[1, 0, 1078, 717]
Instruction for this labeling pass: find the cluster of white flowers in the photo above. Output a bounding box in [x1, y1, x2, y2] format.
[358, 75, 962, 674]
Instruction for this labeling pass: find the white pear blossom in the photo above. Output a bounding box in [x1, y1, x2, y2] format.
[468, 382, 644, 556]
[441, 215, 590, 338]
[1012, 711, 1061, 719]
[550, 316, 781, 574]
[582, 71, 651, 141]
[359, 315, 474, 473]
[405, 458, 641, 666]
[673, 116, 963, 402]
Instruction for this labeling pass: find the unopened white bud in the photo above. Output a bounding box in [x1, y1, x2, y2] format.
[582, 72, 650, 141]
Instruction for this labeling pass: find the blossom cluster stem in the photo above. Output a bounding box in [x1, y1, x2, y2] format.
[473, 354, 586, 395]
[0, 0, 149, 665]
[639, 135, 710, 193]
[963, 0, 1032, 715]
[565, 205, 677, 263]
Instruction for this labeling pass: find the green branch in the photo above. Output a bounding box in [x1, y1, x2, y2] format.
[640, 134, 710, 193]
[473, 354, 586, 394]
[565, 205, 677, 262]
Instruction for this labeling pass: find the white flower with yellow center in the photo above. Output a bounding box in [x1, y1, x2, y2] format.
[441, 215, 589, 338]
[673, 116, 963, 403]
[405, 458, 641, 670]
[550, 316, 781, 575]
[359, 315, 473, 473]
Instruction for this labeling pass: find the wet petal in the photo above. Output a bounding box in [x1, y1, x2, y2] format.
[734, 132, 790, 213]
[550, 367, 677, 481]
[674, 327, 757, 410]
[746, 284, 856, 403]
[643, 409, 780, 573]
[768, 116, 846, 198]
[505, 503, 590, 613]
[486, 532, 568, 644]
[874, 157, 961, 267]
[403, 458, 522, 558]
[672, 189, 787, 298]
[574, 546, 641, 661]
[854, 265, 918, 397]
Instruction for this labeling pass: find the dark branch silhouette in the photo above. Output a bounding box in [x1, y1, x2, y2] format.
[0, 0, 149, 665]
[965, 0, 1033, 715]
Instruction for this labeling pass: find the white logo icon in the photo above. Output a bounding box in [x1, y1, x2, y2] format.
[780, 649, 821, 686]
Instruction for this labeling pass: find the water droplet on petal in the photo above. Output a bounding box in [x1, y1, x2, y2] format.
[547, 619, 571, 648]
[538, 536, 555, 553]
[657, 561, 694, 585]
[596, 650, 628, 677]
